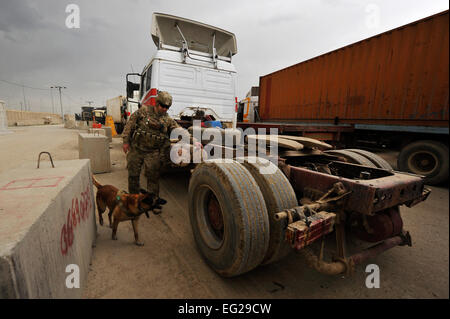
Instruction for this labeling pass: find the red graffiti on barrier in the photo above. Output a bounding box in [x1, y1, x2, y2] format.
[60, 184, 93, 256]
[0, 176, 65, 191]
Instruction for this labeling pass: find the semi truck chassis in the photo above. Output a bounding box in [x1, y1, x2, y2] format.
[186, 137, 430, 277]
[276, 157, 429, 275]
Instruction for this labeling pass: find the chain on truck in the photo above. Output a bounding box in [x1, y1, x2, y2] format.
[124, 12, 431, 277]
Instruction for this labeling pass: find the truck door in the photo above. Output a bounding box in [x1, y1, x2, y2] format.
[140, 65, 156, 107]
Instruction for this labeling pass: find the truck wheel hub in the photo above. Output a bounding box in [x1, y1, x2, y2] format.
[207, 194, 224, 239]
[408, 151, 438, 175]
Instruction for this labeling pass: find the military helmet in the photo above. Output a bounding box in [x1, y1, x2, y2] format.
[156, 91, 172, 107]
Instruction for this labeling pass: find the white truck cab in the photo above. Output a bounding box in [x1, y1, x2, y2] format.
[127, 13, 238, 126]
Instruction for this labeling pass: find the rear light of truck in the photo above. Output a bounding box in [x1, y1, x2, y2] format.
[235, 97, 238, 112]
[286, 212, 336, 250]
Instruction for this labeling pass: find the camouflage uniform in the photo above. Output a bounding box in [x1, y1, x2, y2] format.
[122, 92, 180, 196]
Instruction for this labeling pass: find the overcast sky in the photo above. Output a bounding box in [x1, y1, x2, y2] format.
[0, 0, 448, 114]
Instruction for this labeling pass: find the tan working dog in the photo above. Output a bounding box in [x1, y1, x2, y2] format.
[92, 176, 166, 246]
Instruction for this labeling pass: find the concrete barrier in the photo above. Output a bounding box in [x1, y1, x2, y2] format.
[0, 159, 96, 298]
[76, 121, 89, 129]
[88, 128, 111, 143]
[64, 114, 77, 129]
[6, 110, 62, 126]
[88, 128, 106, 136]
[15, 119, 47, 126]
[78, 133, 111, 173]
[102, 127, 112, 143]
[0, 101, 12, 134]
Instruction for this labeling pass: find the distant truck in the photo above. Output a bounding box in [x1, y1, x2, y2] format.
[245, 10, 449, 185]
[124, 91, 140, 121]
[92, 108, 106, 125]
[238, 86, 259, 123]
[106, 96, 127, 133]
[80, 106, 94, 122]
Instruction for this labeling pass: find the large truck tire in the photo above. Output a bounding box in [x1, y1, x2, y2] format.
[188, 160, 270, 277]
[398, 140, 449, 185]
[239, 157, 298, 265]
[345, 149, 393, 170]
[324, 149, 377, 167]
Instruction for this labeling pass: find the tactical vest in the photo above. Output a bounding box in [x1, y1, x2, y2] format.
[132, 115, 170, 151]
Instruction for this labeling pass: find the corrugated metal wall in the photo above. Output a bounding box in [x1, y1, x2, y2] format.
[259, 10, 449, 127]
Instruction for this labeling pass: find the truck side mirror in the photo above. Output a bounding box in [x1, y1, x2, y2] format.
[127, 81, 140, 99]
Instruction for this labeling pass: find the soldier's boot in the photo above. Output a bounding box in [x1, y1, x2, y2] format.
[144, 149, 166, 214]
[146, 173, 162, 215]
[148, 183, 162, 215]
[128, 176, 141, 194]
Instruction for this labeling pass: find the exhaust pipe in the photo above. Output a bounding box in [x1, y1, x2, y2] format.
[300, 232, 412, 276]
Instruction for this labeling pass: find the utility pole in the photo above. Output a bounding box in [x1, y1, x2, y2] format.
[51, 86, 67, 120]
[21, 81, 27, 112]
[50, 87, 55, 114]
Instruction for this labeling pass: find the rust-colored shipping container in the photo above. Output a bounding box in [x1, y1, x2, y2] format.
[259, 10, 449, 127]
[254, 10, 449, 185]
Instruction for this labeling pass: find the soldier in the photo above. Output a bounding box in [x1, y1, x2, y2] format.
[122, 91, 199, 200]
